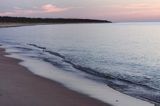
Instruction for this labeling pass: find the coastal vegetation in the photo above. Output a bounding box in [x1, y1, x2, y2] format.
[0, 16, 111, 24]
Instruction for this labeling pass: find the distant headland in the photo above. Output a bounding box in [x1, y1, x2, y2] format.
[0, 16, 111, 24]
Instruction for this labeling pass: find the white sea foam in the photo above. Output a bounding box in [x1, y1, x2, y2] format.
[2, 46, 154, 106]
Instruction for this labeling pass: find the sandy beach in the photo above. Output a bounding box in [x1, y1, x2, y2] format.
[0, 48, 111, 106]
[0, 23, 48, 28]
[0, 23, 31, 28]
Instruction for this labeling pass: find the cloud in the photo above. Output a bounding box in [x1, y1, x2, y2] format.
[41, 4, 68, 13]
[0, 12, 13, 16]
[0, 4, 70, 16]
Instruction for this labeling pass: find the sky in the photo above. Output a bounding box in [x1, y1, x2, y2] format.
[0, 0, 160, 22]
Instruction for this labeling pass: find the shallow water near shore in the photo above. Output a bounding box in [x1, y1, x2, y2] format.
[0, 23, 159, 105]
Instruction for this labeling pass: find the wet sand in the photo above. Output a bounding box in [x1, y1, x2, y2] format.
[0, 48, 111, 106]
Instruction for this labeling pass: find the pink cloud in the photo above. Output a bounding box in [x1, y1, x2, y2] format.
[41, 4, 68, 13]
[0, 12, 14, 16]
[0, 4, 70, 16]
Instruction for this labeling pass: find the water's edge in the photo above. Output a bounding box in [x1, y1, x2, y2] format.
[0, 44, 154, 106]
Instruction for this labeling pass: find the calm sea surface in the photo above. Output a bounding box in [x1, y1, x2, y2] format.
[0, 23, 160, 103]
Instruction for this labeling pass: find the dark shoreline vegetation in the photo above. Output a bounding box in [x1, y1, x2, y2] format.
[0, 16, 111, 24]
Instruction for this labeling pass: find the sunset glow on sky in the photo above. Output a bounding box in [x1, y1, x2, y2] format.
[0, 0, 160, 22]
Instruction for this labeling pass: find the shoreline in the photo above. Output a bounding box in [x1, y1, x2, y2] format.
[0, 21, 111, 28]
[0, 23, 32, 28]
[0, 47, 111, 106]
[0, 23, 49, 28]
[0, 23, 155, 106]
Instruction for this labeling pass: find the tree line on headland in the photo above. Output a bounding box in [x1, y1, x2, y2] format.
[0, 16, 111, 23]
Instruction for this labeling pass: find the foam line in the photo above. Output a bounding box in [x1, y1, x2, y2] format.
[3, 46, 154, 106]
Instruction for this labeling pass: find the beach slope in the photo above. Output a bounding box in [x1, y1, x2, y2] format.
[0, 48, 110, 106]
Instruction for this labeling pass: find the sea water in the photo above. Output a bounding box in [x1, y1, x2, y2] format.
[0, 23, 159, 105]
